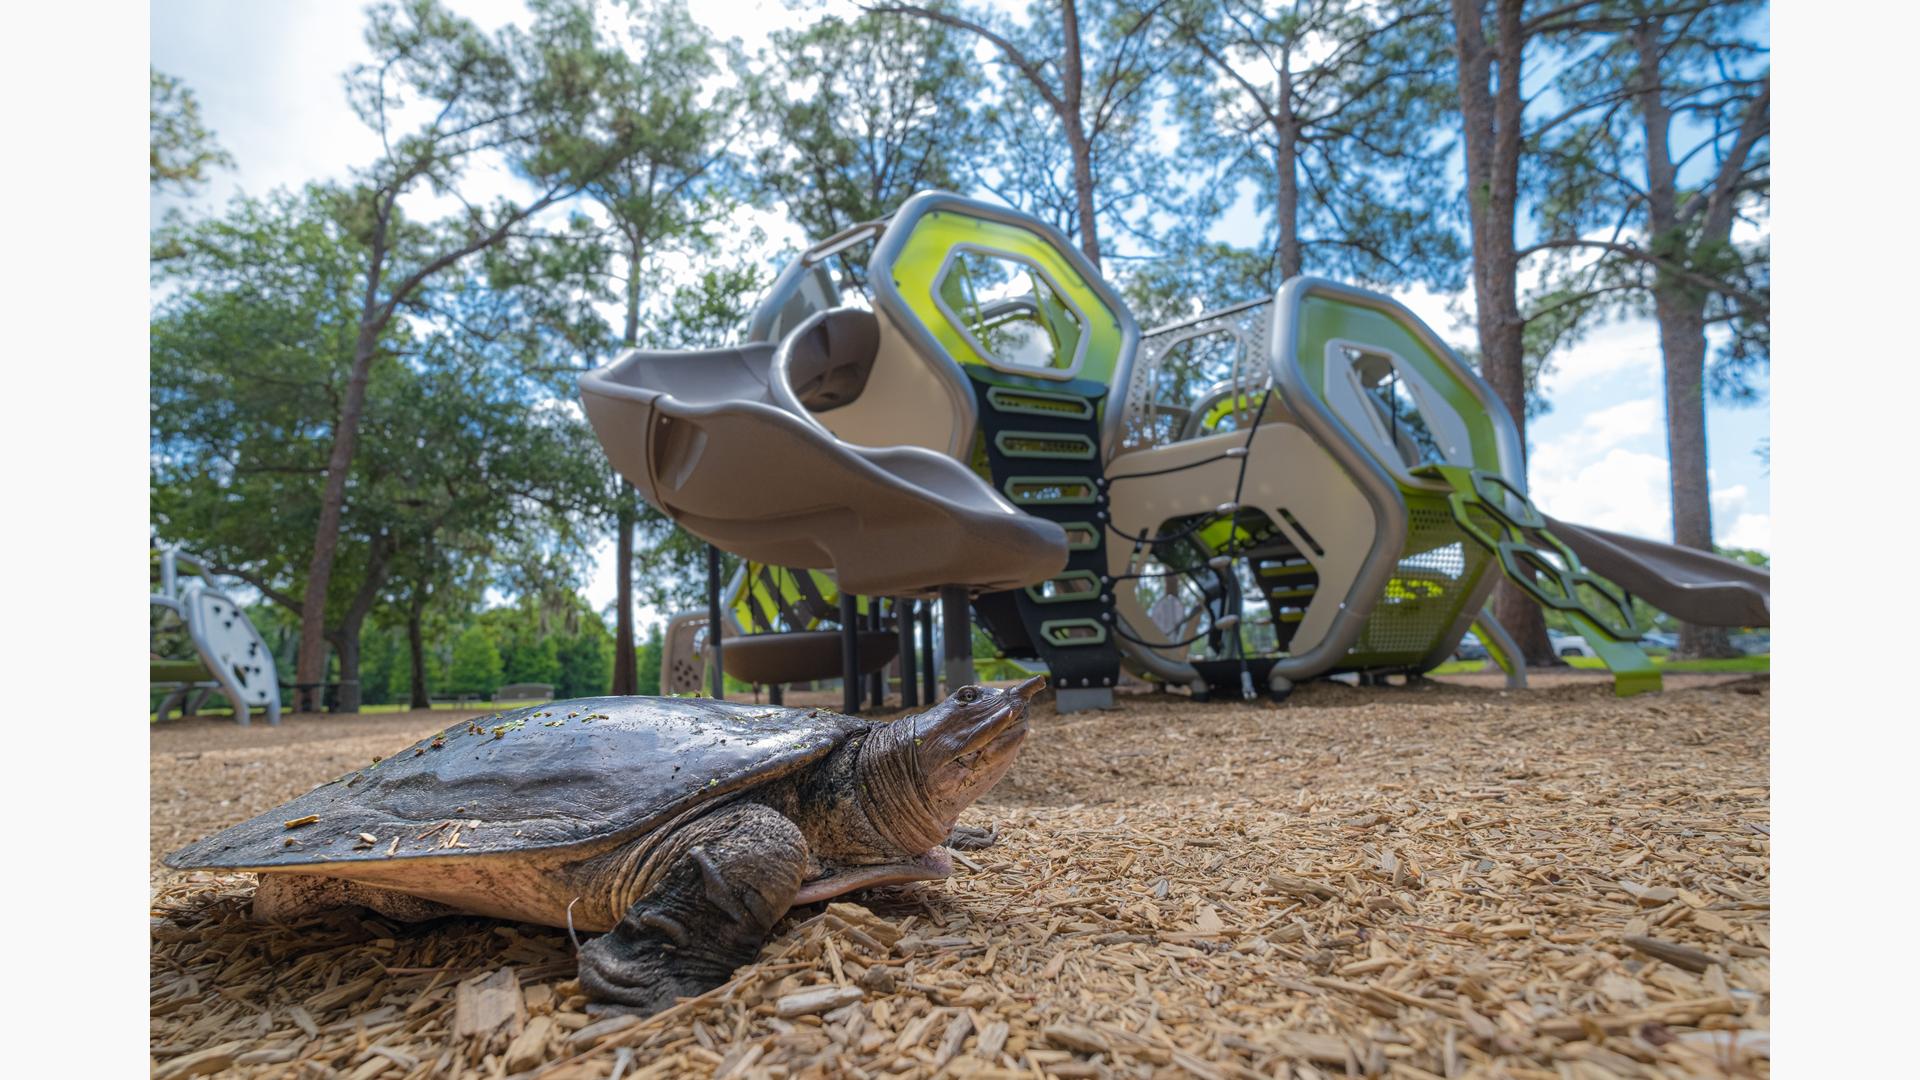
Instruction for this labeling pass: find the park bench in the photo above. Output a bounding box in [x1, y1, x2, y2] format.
[493, 683, 555, 703]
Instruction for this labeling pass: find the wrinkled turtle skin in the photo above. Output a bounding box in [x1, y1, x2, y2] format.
[167, 679, 1042, 1014]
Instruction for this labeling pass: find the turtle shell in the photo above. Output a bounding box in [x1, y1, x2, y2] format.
[165, 696, 868, 871]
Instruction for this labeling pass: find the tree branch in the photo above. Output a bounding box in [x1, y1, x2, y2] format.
[868, 4, 1065, 115]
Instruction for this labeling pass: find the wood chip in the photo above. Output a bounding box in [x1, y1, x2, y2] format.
[154, 1041, 247, 1080]
[567, 1014, 638, 1046]
[933, 1010, 973, 1068]
[1268, 873, 1343, 902]
[1625, 933, 1717, 973]
[452, 968, 524, 1039]
[774, 985, 864, 1018]
[1042, 1023, 1109, 1054]
[504, 1015, 555, 1071]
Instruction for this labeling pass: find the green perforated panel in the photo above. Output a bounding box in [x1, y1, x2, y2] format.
[1344, 496, 1495, 666]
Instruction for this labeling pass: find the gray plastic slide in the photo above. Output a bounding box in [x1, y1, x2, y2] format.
[580, 308, 1067, 598]
[1544, 516, 1770, 627]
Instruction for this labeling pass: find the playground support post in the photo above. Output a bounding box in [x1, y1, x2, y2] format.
[897, 598, 919, 708]
[840, 592, 861, 715]
[919, 601, 936, 703]
[940, 585, 975, 692]
[868, 601, 886, 708]
[706, 545, 724, 701]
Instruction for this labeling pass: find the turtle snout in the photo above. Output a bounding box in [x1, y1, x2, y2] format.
[953, 684, 1039, 761]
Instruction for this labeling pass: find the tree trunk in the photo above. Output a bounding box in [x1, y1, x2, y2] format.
[611, 235, 645, 695]
[1274, 65, 1301, 281]
[1451, 0, 1558, 665]
[1630, 19, 1739, 660]
[327, 629, 361, 714]
[612, 492, 638, 694]
[323, 535, 393, 714]
[1059, 0, 1101, 269]
[407, 587, 430, 709]
[295, 317, 382, 709]
[1653, 292, 1734, 657]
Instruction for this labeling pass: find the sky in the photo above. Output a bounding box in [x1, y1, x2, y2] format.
[152, 0, 1771, 629]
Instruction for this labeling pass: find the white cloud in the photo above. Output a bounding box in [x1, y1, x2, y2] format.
[1711, 483, 1748, 518]
[1537, 318, 1662, 398]
[1720, 512, 1771, 552]
[1528, 407, 1771, 552]
[1582, 397, 1662, 447]
[1531, 446, 1673, 538]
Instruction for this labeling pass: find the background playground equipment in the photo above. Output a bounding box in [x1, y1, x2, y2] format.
[150, 545, 282, 725]
[659, 563, 926, 708]
[581, 191, 1768, 708]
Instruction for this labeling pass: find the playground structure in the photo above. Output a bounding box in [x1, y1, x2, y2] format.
[150, 544, 282, 725]
[581, 191, 1768, 711]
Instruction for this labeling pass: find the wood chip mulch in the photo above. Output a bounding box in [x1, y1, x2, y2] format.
[151, 674, 1770, 1078]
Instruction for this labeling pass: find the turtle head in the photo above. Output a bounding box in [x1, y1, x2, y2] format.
[857, 677, 1043, 853]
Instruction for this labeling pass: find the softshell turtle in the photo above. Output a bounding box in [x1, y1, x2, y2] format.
[166, 678, 1042, 1013]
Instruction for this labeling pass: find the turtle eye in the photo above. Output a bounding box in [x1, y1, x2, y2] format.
[955, 686, 980, 704]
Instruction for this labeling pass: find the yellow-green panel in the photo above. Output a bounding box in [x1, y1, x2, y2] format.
[1292, 295, 1503, 468]
[888, 209, 1126, 386]
[728, 563, 862, 633]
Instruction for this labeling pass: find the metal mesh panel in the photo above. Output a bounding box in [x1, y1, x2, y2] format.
[1347, 499, 1492, 663]
[1125, 301, 1272, 450]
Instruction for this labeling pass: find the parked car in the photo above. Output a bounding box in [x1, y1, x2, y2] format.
[1548, 631, 1597, 659]
[1454, 632, 1488, 661]
[1640, 630, 1678, 651]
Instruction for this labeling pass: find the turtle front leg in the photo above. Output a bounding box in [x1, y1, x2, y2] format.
[578, 802, 806, 1015]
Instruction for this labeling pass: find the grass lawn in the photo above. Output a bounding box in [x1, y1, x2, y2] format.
[1566, 653, 1769, 673]
[150, 698, 553, 722]
[1430, 653, 1769, 676]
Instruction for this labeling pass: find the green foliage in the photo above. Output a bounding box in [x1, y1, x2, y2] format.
[1164, 0, 1464, 289]
[150, 187, 398, 631]
[449, 625, 505, 695]
[761, 12, 983, 258]
[1716, 546, 1770, 570]
[635, 622, 664, 696]
[504, 635, 564, 687]
[955, 0, 1173, 259]
[556, 620, 613, 698]
[358, 626, 406, 705]
[1525, 0, 1770, 398]
[1117, 241, 1288, 331]
[151, 183, 610, 707]
[151, 69, 233, 191]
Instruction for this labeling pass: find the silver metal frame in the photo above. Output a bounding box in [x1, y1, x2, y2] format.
[1269, 277, 1528, 680]
[745, 218, 889, 343]
[1124, 298, 1273, 451]
[929, 241, 1093, 382]
[867, 191, 1141, 465]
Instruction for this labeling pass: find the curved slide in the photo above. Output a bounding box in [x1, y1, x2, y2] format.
[1544, 517, 1770, 627]
[579, 309, 1067, 600]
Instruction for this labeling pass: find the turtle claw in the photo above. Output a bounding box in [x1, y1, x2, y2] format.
[578, 802, 806, 1012]
[945, 824, 998, 851]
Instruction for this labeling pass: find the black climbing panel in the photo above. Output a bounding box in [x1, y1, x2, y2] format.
[965, 372, 1122, 693]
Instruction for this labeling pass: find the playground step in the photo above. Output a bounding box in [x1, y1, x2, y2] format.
[968, 372, 1123, 688]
